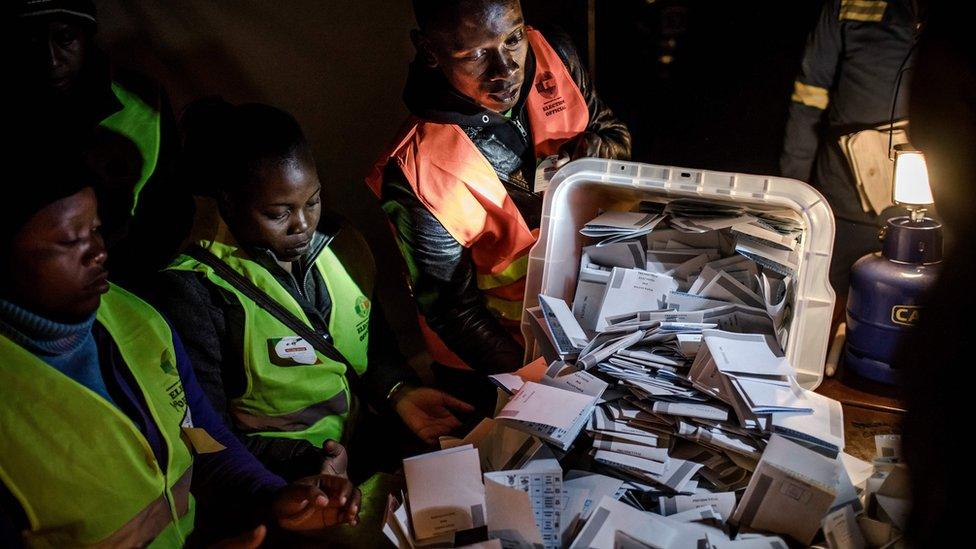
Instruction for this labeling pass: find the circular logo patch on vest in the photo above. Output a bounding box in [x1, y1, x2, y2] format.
[535, 71, 558, 99]
[355, 296, 372, 319]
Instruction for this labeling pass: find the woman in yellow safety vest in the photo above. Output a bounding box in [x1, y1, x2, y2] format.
[155, 99, 476, 483]
[0, 152, 362, 547]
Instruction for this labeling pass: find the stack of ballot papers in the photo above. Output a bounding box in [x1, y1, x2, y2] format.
[664, 199, 753, 234]
[571, 201, 802, 347]
[580, 211, 665, 245]
[567, 495, 789, 549]
[389, 352, 897, 547]
[388, 199, 918, 548]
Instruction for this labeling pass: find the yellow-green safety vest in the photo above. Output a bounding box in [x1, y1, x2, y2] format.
[168, 239, 370, 447]
[0, 285, 195, 548]
[100, 80, 161, 215]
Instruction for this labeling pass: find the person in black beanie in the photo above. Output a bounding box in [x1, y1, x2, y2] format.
[13, 0, 192, 294]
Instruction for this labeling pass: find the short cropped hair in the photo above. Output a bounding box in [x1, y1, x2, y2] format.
[411, 0, 519, 32]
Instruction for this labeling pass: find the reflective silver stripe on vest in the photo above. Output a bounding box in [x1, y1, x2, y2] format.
[233, 391, 349, 433]
[171, 464, 193, 518]
[26, 466, 194, 548]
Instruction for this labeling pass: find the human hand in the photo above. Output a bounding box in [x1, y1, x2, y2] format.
[272, 475, 361, 531]
[394, 387, 475, 444]
[319, 439, 348, 477]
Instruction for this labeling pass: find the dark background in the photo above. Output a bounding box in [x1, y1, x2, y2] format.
[96, 0, 823, 360]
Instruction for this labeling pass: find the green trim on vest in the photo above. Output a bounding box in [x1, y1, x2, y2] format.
[0, 285, 195, 548]
[99, 81, 162, 215]
[168, 239, 370, 447]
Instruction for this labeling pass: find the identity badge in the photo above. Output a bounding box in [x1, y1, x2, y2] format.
[268, 336, 321, 366]
[533, 154, 565, 194]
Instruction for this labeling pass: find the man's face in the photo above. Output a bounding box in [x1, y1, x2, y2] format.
[425, 0, 529, 113]
[7, 187, 109, 323]
[19, 18, 89, 97]
[224, 158, 323, 263]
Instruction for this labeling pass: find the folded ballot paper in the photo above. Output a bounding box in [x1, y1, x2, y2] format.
[570, 496, 786, 549]
[441, 418, 550, 472]
[594, 268, 678, 331]
[688, 330, 789, 410]
[495, 375, 603, 451]
[584, 241, 646, 270]
[580, 211, 665, 245]
[569, 495, 709, 549]
[403, 445, 486, 540]
[732, 435, 838, 545]
[485, 466, 563, 549]
[658, 491, 738, 522]
[537, 294, 589, 361]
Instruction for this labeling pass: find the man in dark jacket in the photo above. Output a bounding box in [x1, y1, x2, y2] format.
[367, 0, 631, 384]
[780, 0, 920, 293]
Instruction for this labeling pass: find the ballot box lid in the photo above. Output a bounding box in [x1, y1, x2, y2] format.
[522, 159, 836, 389]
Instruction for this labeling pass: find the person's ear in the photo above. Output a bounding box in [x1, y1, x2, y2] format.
[410, 29, 438, 68]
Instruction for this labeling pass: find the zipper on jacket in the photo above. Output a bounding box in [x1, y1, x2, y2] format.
[512, 116, 528, 141]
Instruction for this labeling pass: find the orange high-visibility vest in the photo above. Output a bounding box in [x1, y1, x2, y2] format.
[367, 28, 588, 368]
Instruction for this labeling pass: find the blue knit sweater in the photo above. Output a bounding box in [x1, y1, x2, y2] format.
[0, 299, 113, 403]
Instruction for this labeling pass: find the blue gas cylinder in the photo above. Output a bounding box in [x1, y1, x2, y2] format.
[844, 216, 943, 384]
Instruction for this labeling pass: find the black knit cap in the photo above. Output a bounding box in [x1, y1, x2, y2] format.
[16, 0, 97, 25]
[2, 149, 96, 245]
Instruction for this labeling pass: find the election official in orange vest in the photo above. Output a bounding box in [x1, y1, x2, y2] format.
[367, 0, 631, 380]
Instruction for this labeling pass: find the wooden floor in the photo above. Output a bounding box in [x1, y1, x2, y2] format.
[817, 368, 905, 462]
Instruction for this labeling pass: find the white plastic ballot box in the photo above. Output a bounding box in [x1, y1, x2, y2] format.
[522, 159, 836, 389]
